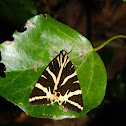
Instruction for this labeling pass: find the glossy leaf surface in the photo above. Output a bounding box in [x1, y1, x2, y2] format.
[0, 14, 107, 119]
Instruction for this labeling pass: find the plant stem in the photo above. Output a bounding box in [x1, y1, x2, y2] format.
[93, 35, 126, 52]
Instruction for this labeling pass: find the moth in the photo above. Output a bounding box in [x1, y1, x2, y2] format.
[29, 50, 83, 113]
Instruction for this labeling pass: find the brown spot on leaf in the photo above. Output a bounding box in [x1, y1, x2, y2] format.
[33, 62, 37, 72]
[63, 107, 68, 112]
[59, 106, 68, 112]
[39, 59, 42, 66]
[4, 40, 13, 44]
[25, 20, 36, 29]
[78, 50, 87, 62]
[53, 115, 57, 120]
[30, 86, 34, 90]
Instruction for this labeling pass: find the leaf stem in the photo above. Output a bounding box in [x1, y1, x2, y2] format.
[88, 35, 126, 52]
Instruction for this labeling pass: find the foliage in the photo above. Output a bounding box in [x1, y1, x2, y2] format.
[0, 14, 107, 119]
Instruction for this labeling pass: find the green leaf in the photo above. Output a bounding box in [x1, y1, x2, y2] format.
[0, 14, 107, 119]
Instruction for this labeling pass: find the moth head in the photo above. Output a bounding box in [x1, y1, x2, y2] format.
[60, 50, 67, 56]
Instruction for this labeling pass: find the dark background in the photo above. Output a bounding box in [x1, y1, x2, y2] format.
[0, 0, 126, 126]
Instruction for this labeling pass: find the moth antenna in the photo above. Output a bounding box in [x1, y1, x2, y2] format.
[68, 46, 74, 55]
[50, 45, 59, 54]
